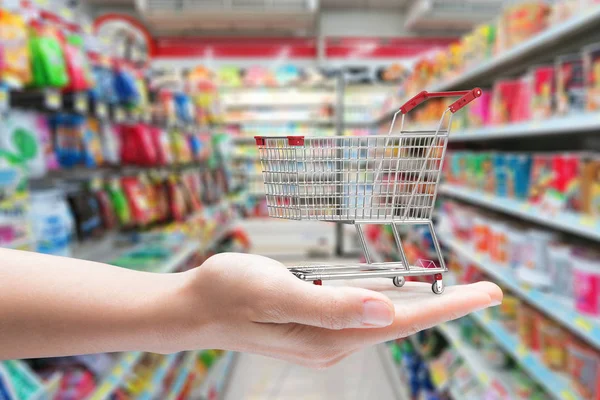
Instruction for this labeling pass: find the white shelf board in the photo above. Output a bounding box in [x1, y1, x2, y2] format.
[437, 323, 517, 398]
[439, 184, 600, 242]
[438, 231, 600, 349]
[470, 312, 582, 400]
[450, 112, 600, 142]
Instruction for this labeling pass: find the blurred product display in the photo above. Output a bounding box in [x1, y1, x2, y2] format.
[2, 0, 600, 399]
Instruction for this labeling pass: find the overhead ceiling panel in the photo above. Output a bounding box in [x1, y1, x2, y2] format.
[405, 0, 502, 32]
[137, 0, 318, 35]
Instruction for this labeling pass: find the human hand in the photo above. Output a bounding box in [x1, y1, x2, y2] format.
[169, 253, 502, 368]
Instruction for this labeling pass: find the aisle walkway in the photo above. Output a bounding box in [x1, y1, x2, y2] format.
[224, 220, 402, 399]
[224, 347, 398, 400]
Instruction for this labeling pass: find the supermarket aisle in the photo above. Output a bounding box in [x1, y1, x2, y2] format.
[224, 347, 399, 400]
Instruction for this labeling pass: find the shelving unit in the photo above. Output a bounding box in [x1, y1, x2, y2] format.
[438, 232, 600, 348]
[449, 112, 600, 142]
[88, 352, 143, 400]
[471, 311, 582, 400]
[439, 184, 600, 241]
[136, 353, 179, 400]
[166, 352, 198, 400]
[436, 322, 516, 398]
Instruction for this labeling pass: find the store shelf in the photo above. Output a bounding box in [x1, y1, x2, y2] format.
[437, 232, 600, 349]
[192, 352, 236, 399]
[156, 241, 202, 273]
[88, 352, 143, 400]
[431, 6, 600, 91]
[136, 353, 179, 400]
[437, 323, 516, 398]
[449, 112, 600, 142]
[471, 311, 582, 400]
[439, 184, 600, 242]
[376, 7, 600, 124]
[166, 352, 197, 400]
[376, 344, 411, 400]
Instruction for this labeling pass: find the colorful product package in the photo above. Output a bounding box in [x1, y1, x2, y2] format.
[541, 153, 582, 212]
[548, 243, 574, 302]
[507, 153, 532, 199]
[513, 77, 533, 122]
[29, 189, 74, 257]
[493, 153, 508, 197]
[90, 61, 118, 104]
[491, 79, 521, 124]
[584, 42, 600, 112]
[149, 127, 172, 166]
[504, 2, 551, 48]
[530, 65, 555, 119]
[567, 339, 600, 399]
[573, 251, 600, 316]
[467, 89, 491, 127]
[114, 66, 139, 105]
[106, 178, 131, 226]
[528, 154, 554, 204]
[120, 124, 157, 166]
[0, 110, 48, 178]
[0, 10, 31, 87]
[52, 114, 98, 168]
[84, 118, 104, 167]
[28, 21, 69, 88]
[100, 122, 121, 166]
[67, 189, 103, 241]
[556, 54, 586, 115]
[62, 33, 94, 92]
[581, 154, 600, 218]
[122, 176, 151, 226]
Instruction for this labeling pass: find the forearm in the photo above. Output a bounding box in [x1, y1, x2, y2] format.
[0, 248, 190, 360]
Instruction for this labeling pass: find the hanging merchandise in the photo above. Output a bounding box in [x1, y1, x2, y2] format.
[149, 126, 173, 166]
[67, 187, 104, 241]
[0, 9, 31, 87]
[114, 63, 140, 105]
[0, 110, 48, 178]
[28, 19, 69, 88]
[216, 66, 242, 88]
[167, 175, 187, 222]
[122, 176, 152, 226]
[106, 177, 131, 227]
[174, 92, 194, 124]
[119, 123, 157, 166]
[62, 31, 94, 92]
[170, 130, 193, 164]
[91, 178, 118, 231]
[51, 114, 87, 168]
[99, 122, 121, 166]
[181, 172, 202, 212]
[89, 55, 118, 104]
[29, 189, 74, 257]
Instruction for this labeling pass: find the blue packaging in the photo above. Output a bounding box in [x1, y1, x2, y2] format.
[508, 153, 532, 199]
[494, 153, 508, 197]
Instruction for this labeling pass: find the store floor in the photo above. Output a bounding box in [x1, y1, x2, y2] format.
[223, 347, 398, 400]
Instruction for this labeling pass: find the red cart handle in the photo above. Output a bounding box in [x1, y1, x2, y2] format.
[399, 88, 482, 114]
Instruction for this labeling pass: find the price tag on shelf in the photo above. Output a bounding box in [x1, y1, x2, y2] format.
[560, 391, 577, 400]
[516, 344, 528, 359]
[115, 108, 126, 123]
[477, 372, 490, 385]
[0, 87, 9, 113]
[90, 383, 112, 400]
[45, 89, 62, 110]
[96, 102, 108, 119]
[580, 214, 597, 227]
[74, 92, 88, 113]
[112, 365, 124, 377]
[574, 316, 593, 333]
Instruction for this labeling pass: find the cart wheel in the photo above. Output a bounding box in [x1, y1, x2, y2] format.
[432, 280, 444, 295]
[392, 276, 406, 288]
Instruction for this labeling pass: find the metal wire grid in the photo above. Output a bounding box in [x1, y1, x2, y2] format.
[256, 134, 448, 222]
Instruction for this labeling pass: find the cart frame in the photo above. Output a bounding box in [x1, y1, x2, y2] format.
[254, 88, 482, 294]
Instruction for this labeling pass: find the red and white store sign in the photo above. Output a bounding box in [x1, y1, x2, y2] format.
[94, 14, 456, 62]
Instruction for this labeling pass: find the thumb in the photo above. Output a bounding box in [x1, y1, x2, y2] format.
[269, 280, 395, 330]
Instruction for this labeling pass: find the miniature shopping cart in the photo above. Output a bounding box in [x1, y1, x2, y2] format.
[254, 88, 481, 294]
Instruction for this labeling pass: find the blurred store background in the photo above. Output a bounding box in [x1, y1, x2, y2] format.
[1, 0, 600, 399]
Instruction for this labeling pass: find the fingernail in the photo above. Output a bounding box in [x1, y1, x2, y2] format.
[362, 300, 394, 327]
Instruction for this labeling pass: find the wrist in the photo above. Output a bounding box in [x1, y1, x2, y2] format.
[142, 269, 213, 354]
